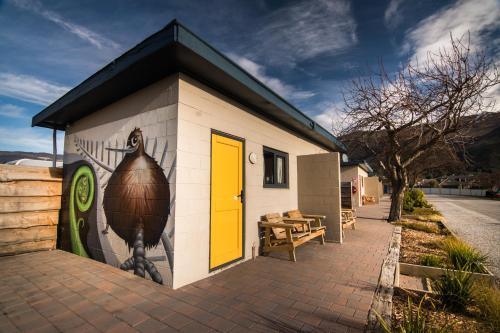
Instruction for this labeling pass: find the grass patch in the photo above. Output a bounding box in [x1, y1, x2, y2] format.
[441, 238, 488, 273]
[403, 208, 444, 222]
[421, 239, 445, 250]
[396, 221, 441, 234]
[413, 207, 442, 216]
[473, 283, 500, 332]
[377, 295, 448, 333]
[414, 214, 444, 223]
[433, 267, 474, 312]
[420, 254, 445, 268]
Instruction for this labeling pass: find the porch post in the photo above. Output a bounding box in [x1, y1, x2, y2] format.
[52, 128, 57, 168]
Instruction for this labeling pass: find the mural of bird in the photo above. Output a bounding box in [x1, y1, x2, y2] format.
[102, 128, 170, 284]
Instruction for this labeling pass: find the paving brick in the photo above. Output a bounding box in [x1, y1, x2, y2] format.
[0, 317, 19, 333]
[71, 323, 100, 333]
[206, 316, 236, 332]
[115, 308, 150, 327]
[319, 319, 349, 333]
[48, 310, 86, 331]
[147, 305, 172, 321]
[134, 317, 167, 333]
[90, 311, 124, 331]
[291, 300, 317, 314]
[178, 320, 211, 333]
[160, 312, 192, 330]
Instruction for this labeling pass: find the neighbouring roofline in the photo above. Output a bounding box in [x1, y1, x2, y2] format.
[31, 19, 346, 153]
[341, 160, 374, 174]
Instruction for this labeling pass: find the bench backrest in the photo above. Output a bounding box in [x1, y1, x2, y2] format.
[263, 213, 287, 240]
[286, 210, 303, 219]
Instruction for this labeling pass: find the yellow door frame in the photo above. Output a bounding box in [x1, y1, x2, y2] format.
[209, 129, 245, 271]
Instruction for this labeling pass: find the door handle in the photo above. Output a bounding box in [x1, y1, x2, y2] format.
[236, 190, 244, 203]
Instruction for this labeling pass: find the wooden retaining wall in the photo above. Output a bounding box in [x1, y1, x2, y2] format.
[0, 164, 62, 256]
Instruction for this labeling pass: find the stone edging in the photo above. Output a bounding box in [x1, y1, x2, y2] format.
[366, 226, 401, 333]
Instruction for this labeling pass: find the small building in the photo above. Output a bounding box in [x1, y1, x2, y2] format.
[32, 20, 346, 289]
[364, 176, 384, 204]
[340, 160, 373, 207]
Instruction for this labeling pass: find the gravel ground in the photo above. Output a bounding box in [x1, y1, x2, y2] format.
[426, 195, 500, 277]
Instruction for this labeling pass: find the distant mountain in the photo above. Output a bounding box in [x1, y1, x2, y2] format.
[0, 151, 63, 164]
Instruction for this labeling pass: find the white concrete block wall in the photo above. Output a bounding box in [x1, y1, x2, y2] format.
[173, 74, 328, 288]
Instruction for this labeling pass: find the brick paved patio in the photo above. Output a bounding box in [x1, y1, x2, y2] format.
[0, 201, 393, 333]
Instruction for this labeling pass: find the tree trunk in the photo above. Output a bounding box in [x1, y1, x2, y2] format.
[388, 169, 407, 222]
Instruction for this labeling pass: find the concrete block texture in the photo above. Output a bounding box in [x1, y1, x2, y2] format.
[297, 153, 342, 243]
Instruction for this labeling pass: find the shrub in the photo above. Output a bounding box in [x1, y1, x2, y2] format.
[428, 179, 439, 188]
[409, 189, 429, 208]
[473, 283, 500, 332]
[376, 296, 448, 333]
[403, 191, 415, 213]
[420, 254, 445, 268]
[442, 238, 488, 273]
[403, 189, 431, 213]
[432, 266, 474, 311]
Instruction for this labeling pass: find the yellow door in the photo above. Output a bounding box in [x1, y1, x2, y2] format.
[210, 132, 243, 270]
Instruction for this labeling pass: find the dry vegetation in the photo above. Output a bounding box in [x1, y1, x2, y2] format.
[392, 289, 494, 333]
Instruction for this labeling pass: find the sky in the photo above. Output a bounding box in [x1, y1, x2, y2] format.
[0, 0, 499, 153]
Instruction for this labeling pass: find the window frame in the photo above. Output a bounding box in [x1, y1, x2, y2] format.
[263, 146, 289, 189]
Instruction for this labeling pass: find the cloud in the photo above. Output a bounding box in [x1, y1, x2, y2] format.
[384, 0, 405, 29]
[9, 0, 120, 50]
[313, 101, 347, 135]
[402, 0, 499, 61]
[228, 53, 315, 100]
[0, 73, 70, 105]
[0, 104, 28, 118]
[253, 0, 357, 65]
[0, 126, 64, 152]
[401, 0, 500, 111]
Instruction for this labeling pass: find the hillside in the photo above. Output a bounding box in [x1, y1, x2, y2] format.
[469, 121, 500, 172]
[342, 112, 500, 173]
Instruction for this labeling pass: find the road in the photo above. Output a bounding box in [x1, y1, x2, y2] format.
[426, 195, 500, 277]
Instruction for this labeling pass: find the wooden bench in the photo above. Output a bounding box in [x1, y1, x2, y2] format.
[363, 195, 376, 204]
[285, 210, 327, 233]
[341, 209, 356, 238]
[259, 212, 326, 262]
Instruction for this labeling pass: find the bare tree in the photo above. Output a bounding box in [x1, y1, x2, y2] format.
[341, 35, 499, 222]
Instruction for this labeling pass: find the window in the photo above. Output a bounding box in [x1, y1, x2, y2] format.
[263, 146, 288, 188]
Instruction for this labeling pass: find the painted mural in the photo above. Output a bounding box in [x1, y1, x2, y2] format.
[60, 161, 106, 262]
[102, 128, 169, 284]
[61, 117, 176, 287]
